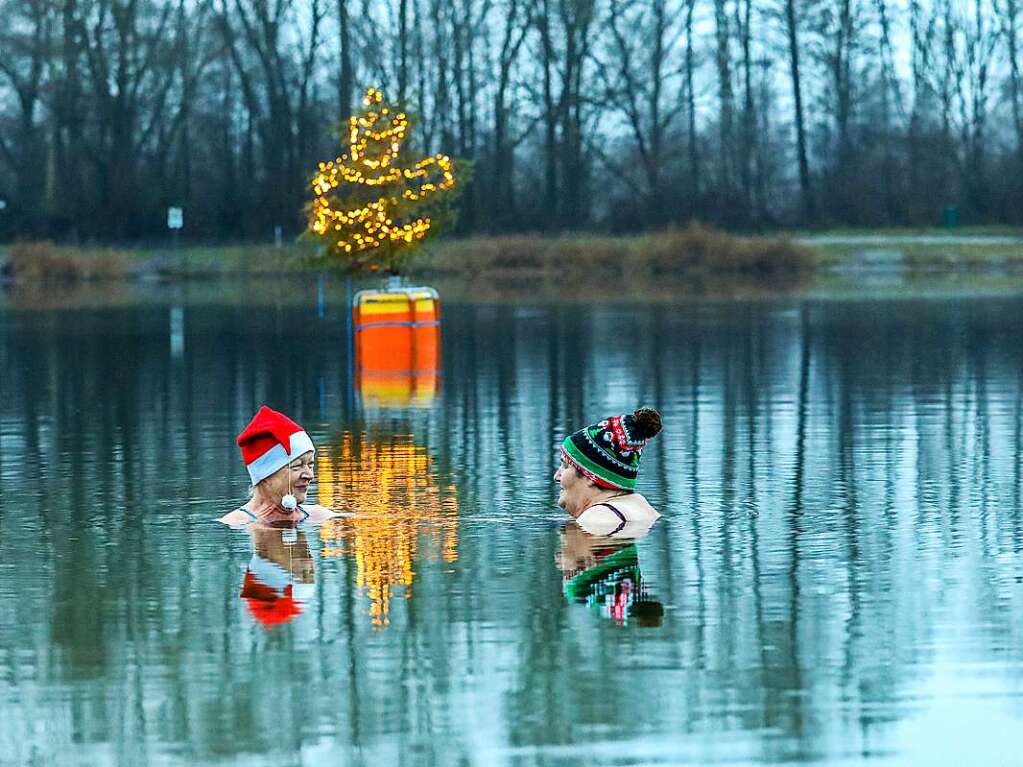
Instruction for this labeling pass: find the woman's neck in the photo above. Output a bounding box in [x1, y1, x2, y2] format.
[574, 487, 631, 517]
[596, 487, 630, 503]
[247, 493, 298, 520]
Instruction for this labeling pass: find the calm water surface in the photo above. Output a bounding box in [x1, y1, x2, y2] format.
[1, 282, 1022, 766]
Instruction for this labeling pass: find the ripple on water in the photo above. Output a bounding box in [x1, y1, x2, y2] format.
[2, 292, 1023, 764]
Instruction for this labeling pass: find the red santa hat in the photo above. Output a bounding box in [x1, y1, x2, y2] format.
[237, 405, 315, 486]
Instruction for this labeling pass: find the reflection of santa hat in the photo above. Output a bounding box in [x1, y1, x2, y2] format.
[237, 406, 315, 485]
[240, 554, 316, 628]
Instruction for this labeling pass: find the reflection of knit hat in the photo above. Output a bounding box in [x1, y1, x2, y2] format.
[562, 545, 663, 627]
[561, 408, 662, 490]
[237, 406, 315, 485]
[563, 544, 639, 602]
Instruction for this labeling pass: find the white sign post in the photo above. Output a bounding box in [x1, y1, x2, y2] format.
[167, 207, 183, 230]
[167, 207, 184, 274]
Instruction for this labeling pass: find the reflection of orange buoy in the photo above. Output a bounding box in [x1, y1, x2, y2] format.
[354, 286, 440, 407]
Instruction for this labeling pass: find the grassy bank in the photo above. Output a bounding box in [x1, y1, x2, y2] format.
[803, 237, 1023, 270]
[795, 225, 1023, 238]
[411, 225, 812, 280]
[6, 225, 1023, 286]
[0, 240, 318, 281]
[0, 226, 813, 284]
[1, 225, 812, 282]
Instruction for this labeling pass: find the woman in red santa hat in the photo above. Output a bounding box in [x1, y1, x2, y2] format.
[219, 406, 337, 527]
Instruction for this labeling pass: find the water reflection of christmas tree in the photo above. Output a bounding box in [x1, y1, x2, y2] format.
[317, 432, 458, 626]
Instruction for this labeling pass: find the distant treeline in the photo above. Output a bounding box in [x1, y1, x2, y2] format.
[1, 0, 1021, 242]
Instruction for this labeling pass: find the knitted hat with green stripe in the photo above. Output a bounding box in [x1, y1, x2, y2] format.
[561, 408, 662, 491]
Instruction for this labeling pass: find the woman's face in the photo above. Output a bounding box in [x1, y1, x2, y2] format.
[554, 455, 589, 515]
[261, 451, 315, 504]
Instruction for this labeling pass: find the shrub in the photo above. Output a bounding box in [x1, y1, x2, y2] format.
[639, 223, 814, 274]
[419, 223, 814, 279]
[7, 241, 134, 282]
[7, 241, 80, 282]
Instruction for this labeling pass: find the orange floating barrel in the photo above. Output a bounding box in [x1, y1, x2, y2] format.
[353, 286, 441, 407]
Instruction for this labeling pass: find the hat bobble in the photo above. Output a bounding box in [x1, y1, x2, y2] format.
[630, 407, 662, 440]
[237, 406, 315, 486]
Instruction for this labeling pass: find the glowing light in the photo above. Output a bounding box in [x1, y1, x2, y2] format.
[307, 88, 457, 270]
[317, 433, 459, 627]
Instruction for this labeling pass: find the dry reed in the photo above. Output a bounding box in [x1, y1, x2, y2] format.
[420, 223, 814, 277]
[6, 241, 134, 282]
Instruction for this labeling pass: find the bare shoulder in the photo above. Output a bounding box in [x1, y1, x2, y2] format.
[303, 504, 339, 524]
[617, 493, 660, 519]
[576, 506, 627, 536]
[576, 493, 660, 537]
[217, 509, 251, 527]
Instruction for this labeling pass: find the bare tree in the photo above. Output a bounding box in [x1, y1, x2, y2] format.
[1005, 0, 1023, 165]
[599, 0, 689, 225]
[713, 0, 736, 213]
[874, 0, 902, 222]
[337, 0, 354, 121]
[0, 0, 51, 234]
[78, 0, 177, 238]
[784, 0, 815, 222]
[219, 0, 325, 232]
[907, 0, 938, 218]
[3, 0, 1023, 241]
[735, 0, 758, 222]
[531, 0, 599, 229]
[683, 0, 700, 205]
[955, 0, 999, 216]
[489, 0, 530, 229]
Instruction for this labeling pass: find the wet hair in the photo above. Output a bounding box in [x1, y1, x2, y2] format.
[631, 407, 662, 441]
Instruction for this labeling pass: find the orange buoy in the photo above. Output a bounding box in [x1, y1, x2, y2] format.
[353, 286, 440, 407]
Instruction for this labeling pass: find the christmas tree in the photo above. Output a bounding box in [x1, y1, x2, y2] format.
[307, 88, 457, 274]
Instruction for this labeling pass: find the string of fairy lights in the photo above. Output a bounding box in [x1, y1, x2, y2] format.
[309, 87, 456, 259]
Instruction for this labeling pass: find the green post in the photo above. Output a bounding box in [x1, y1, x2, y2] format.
[943, 206, 959, 229]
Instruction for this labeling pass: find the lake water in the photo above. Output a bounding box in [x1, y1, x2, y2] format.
[1, 279, 1022, 766]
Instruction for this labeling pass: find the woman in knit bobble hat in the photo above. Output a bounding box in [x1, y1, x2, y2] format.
[554, 407, 662, 535]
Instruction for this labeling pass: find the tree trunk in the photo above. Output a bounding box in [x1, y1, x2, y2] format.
[398, 0, 409, 103]
[685, 0, 699, 208]
[538, 0, 558, 230]
[56, 0, 85, 240]
[785, 0, 815, 223]
[713, 0, 735, 216]
[492, 0, 526, 230]
[736, 0, 755, 224]
[875, 0, 899, 223]
[649, 0, 665, 226]
[338, 0, 354, 121]
[1008, 0, 1023, 162]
